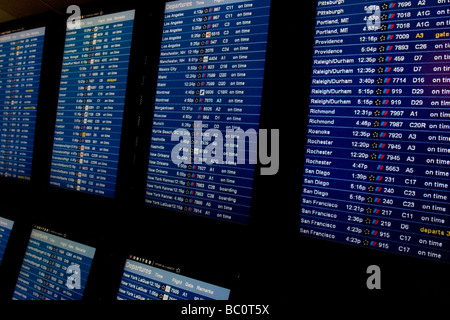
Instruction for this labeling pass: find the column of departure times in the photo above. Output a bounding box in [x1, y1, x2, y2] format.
[50, 11, 135, 198]
[301, 0, 450, 262]
[146, 0, 271, 224]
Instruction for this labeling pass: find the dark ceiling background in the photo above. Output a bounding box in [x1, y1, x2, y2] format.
[0, 0, 93, 22]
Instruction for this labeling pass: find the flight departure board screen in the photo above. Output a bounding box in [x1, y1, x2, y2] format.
[145, 0, 271, 224]
[12, 226, 95, 300]
[0, 27, 45, 180]
[117, 255, 231, 300]
[300, 0, 450, 262]
[49, 10, 135, 198]
[0, 216, 14, 265]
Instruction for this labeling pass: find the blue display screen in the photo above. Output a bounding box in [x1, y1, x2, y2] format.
[145, 0, 271, 224]
[300, 0, 450, 262]
[49, 10, 135, 198]
[117, 256, 231, 300]
[0, 27, 45, 180]
[12, 227, 96, 300]
[0, 216, 14, 265]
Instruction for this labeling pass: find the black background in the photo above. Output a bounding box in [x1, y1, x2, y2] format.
[0, 0, 449, 316]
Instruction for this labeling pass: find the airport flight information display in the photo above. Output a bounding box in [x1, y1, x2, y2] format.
[300, 0, 450, 262]
[117, 255, 231, 300]
[0, 27, 45, 180]
[146, 0, 271, 224]
[49, 10, 135, 198]
[12, 227, 96, 300]
[0, 216, 14, 265]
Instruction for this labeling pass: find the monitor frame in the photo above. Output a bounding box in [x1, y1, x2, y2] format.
[2, 218, 104, 300]
[44, 1, 162, 204]
[292, 0, 450, 300]
[107, 245, 241, 302]
[130, 0, 277, 230]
